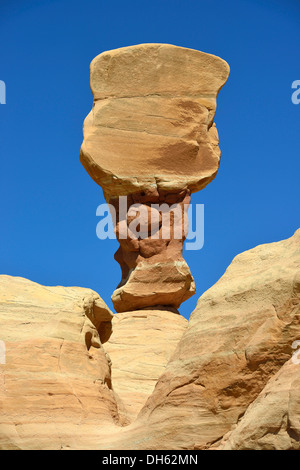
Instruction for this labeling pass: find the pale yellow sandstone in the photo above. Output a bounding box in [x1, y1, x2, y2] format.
[1, 229, 299, 450]
[0, 276, 188, 449]
[0, 275, 118, 450]
[104, 309, 188, 423]
[219, 360, 300, 450]
[111, 229, 300, 450]
[80, 43, 230, 200]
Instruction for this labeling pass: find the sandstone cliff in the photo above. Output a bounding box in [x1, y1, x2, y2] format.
[0, 229, 299, 450]
[0, 277, 187, 449]
[117, 228, 300, 450]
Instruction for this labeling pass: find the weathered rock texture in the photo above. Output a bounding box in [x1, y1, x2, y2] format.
[219, 360, 300, 450]
[115, 228, 300, 450]
[104, 309, 188, 423]
[80, 44, 230, 199]
[0, 275, 118, 450]
[80, 43, 230, 312]
[0, 276, 187, 449]
[1, 229, 299, 450]
[110, 189, 195, 312]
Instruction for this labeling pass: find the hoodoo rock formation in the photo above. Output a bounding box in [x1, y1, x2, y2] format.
[80, 44, 230, 312]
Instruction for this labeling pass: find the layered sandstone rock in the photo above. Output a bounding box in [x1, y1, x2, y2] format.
[0, 275, 119, 450]
[219, 360, 300, 450]
[113, 228, 300, 450]
[0, 276, 187, 449]
[2, 230, 299, 450]
[81, 44, 230, 199]
[104, 309, 188, 423]
[80, 44, 230, 313]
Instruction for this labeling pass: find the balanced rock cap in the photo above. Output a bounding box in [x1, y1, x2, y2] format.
[80, 44, 230, 201]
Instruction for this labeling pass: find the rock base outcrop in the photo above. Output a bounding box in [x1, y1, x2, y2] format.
[104, 309, 187, 423]
[0, 276, 118, 450]
[0, 276, 187, 449]
[1, 229, 299, 450]
[115, 228, 300, 450]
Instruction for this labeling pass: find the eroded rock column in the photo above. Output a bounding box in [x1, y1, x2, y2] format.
[80, 43, 229, 313]
[110, 188, 193, 312]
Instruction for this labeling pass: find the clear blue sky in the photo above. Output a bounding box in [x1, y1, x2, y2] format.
[0, 0, 299, 319]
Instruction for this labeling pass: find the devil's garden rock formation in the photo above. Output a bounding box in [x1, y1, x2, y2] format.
[80, 44, 230, 313]
[1, 45, 298, 451]
[0, 229, 299, 450]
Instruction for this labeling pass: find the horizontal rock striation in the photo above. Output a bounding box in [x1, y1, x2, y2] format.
[80, 44, 229, 200]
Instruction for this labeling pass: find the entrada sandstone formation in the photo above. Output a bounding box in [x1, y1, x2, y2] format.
[2, 44, 298, 452]
[80, 44, 230, 312]
[0, 229, 299, 450]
